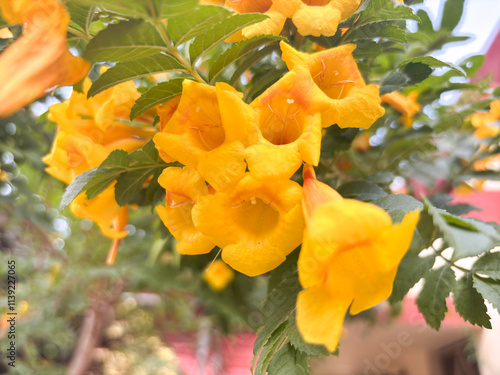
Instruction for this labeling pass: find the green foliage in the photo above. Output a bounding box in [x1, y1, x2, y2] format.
[267, 343, 310, 375]
[473, 252, 500, 280]
[389, 253, 435, 303]
[130, 78, 184, 119]
[440, 0, 466, 31]
[473, 277, 500, 312]
[454, 273, 491, 328]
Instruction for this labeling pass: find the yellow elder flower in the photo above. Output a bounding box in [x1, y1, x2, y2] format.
[469, 99, 500, 139]
[155, 167, 215, 255]
[192, 174, 304, 276]
[154, 80, 252, 191]
[203, 260, 235, 291]
[273, 0, 361, 37]
[381, 91, 421, 127]
[245, 65, 331, 181]
[225, 0, 287, 41]
[296, 165, 419, 352]
[0, 0, 90, 118]
[280, 42, 384, 129]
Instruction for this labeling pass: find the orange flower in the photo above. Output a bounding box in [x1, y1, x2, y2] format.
[469, 100, 500, 139]
[245, 65, 331, 181]
[381, 91, 421, 127]
[203, 260, 235, 291]
[0, 0, 90, 118]
[280, 42, 384, 129]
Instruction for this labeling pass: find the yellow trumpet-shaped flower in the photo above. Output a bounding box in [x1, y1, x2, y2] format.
[273, 0, 361, 37]
[245, 65, 331, 181]
[192, 174, 304, 276]
[224, 0, 287, 41]
[469, 99, 500, 139]
[0, 0, 90, 118]
[296, 165, 419, 352]
[156, 167, 215, 255]
[203, 259, 235, 291]
[381, 91, 421, 127]
[154, 80, 253, 191]
[280, 42, 384, 129]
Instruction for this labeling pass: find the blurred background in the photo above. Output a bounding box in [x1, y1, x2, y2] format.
[1, 0, 499, 374]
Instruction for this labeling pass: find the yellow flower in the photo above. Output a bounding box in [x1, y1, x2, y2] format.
[192, 174, 304, 276]
[156, 167, 215, 255]
[71, 184, 129, 239]
[245, 65, 331, 181]
[280, 42, 384, 129]
[469, 99, 500, 139]
[381, 91, 421, 127]
[154, 80, 252, 191]
[203, 260, 235, 291]
[0, 0, 90, 118]
[224, 0, 287, 41]
[156, 97, 181, 163]
[296, 165, 419, 351]
[273, 0, 361, 37]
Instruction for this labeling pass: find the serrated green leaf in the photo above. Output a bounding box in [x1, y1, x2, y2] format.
[473, 252, 500, 280]
[254, 322, 289, 375]
[189, 13, 268, 63]
[399, 56, 466, 77]
[352, 40, 382, 58]
[88, 54, 186, 97]
[267, 343, 310, 375]
[160, 0, 199, 18]
[167, 5, 232, 46]
[423, 197, 500, 259]
[389, 253, 435, 304]
[346, 23, 407, 43]
[84, 19, 168, 63]
[440, 0, 465, 31]
[473, 276, 500, 311]
[66, 3, 96, 35]
[130, 78, 184, 120]
[417, 265, 456, 330]
[356, 0, 420, 26]
[59, 168, 98, 211]
[337, 181, 388, 201]
[454, 274, 491, 328]
[209, 34, 284, 83]
[372, 194, 423, 215]
[115, 168, 156, 206]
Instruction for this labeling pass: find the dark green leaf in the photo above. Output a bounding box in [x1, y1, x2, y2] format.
[246, 69, 286, 101]
[399, 56, 466, 77]
[59, 168, 98, 211]
[454, 274, 491, 328]
[473, 252, 500, 280]
[440, 0, 465, 31]
[346, 23, 407, 44]
[356, 0, 420, 26]
[88, 54, 186, 97]
[379, 72, 409, 94]
[83, 150, 130, 199]
[352, 40, 382, 58]
[337, 181, 387, 201]
[404, 62, 433, 84]
[84, 19, 168, 63]
[417, 265, 456, 329]
[115, 168, 156, 206]
[209, 35, 284, 83]
[389, 253, 435, 304]
[473, 276, 500, 311]
[267, 343, 310, 375]
[167, 5, 232, 45]
[189, 13, 268, 63]
[229, 44, 277, 85]
[130, 78, 184, 120]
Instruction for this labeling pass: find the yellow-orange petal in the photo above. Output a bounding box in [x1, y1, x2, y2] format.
[203, 260, 235, 291]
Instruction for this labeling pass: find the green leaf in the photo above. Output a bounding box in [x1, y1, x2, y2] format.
[229, 44, 277, 85]
[130, 78, 184, 120]
[351, 40, 382, 58]
[399, 56, 466, 77]
[454, 274, 491, 328]
[416, 9, 434, 33]
[389, 253, 435, 304]
[166, 5, 232, 46]
[209, 35, 284, 83]
[189, 13, 268, 63]
[254, 322, 290, 375]
[345, 23, 407, 44]
[88, 54, 186, 97]
[423, 197, 500, 259]
[72, 0, 151, 19]
[66, 3, 96, 35]
[267, 343, 310, 375]
[417, 265, 456, 330]
[372, 194, 423, 215]
[84, 150, 130, 199]
[379, 72, 409, 94]
[287, 314, 331, 357]
[356, 0, 420, 26]
[246, 69, 286, 101]
[473, 252, 500, 280]
[337, 181, 388, 201]
[59, 168, 98, 211]
[473, 276, 500, 312]
[440, 0, 465, 31]
[84, 19, 168, 63]
[436, 99, 492, 132]
[160, 0, 199, 18]
[403, 62, 433, 84]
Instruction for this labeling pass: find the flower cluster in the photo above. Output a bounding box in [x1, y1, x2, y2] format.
[154, 41, 385, 278]
[43, 78, 156, 244]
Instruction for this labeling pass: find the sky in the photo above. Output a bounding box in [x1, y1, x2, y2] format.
[414, 0, 500, 64]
